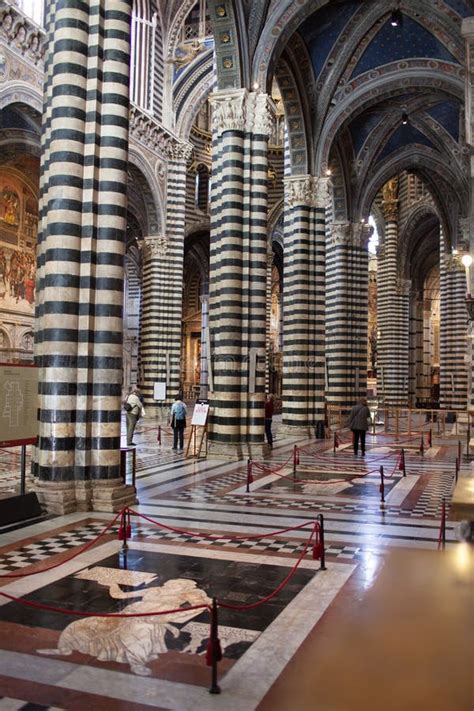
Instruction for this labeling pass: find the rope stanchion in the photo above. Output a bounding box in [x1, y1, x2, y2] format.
[246, 459, 253, 493]
[314, 514, 327, 571]
[293, 445, 299, 480]
[333, 431, 339, 453]
[458, 439, 462, 464]
[379, 465, 385, 504]
[207, 598, 222, 694]
[455, 457, 459, 483]
[420, 434, 424, 456]
[428, 428, 432, 448]
[399, 448, 406, 477]
[438, 498, 446, 549]
[157, 425, 161, 445]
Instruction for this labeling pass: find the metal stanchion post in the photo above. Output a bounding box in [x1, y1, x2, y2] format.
[208, 598, 221, 694]
[20, 445, 26, 495]
[246, 459, 252, 493]
[441, 498, 446, 549]
[293, 445, 297, 480]
[157, 425, 161, 445]
[380, 465, 385, 504]
[317, 513, 327, 571]
[455, 457, 459, 483]
[458, 439, 462, 464]
[399, 448, 406, 477]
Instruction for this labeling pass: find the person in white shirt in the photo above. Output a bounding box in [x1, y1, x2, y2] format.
[125, 387, 145, 446]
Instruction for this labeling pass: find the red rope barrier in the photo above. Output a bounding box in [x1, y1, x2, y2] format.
[0, 510, 123, 579]
[218, 523, 317, 611]
[0, 589, 210, 619]
[128, 507, 318, 542]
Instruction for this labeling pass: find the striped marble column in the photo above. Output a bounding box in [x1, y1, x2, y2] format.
[281, 176, 330, 434]
[377, 183, 409, 405]
[408, 291, 423, 406]
[325, 222, 370, 408]
[439, 249, 468, 409]
[35, 0, 136, 514]
[138, 150, 190, 414]
[207, 89, 274, 458]
[265, 245, 273, 393]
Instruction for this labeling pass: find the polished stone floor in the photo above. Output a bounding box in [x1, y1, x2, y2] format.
[0, 417, 470, 710]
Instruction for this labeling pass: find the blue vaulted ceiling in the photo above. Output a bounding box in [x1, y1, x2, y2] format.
[443, 0, 472, 16]
[351, 15, 459, 78]
[426, 101, 460, 141]
[349, 111, 384, 155]
[299, 2, 360, 79]
[376, 124, 435, 163]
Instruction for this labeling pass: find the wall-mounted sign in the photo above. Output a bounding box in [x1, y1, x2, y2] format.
[153, 381, 167, 400]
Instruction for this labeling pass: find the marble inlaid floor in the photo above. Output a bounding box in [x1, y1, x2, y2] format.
[0, 419, 470, 710]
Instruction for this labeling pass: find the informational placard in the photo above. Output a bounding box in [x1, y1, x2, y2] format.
[0, 363, 38, 447]
[153, 381, 167, 400]
[191, 403, 209, 426]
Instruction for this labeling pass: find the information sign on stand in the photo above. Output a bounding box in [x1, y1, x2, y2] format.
[186, 403, 209, 458]
[0, 363, 41, 526]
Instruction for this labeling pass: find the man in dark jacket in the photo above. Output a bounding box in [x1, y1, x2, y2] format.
[347, 398, 371, 455]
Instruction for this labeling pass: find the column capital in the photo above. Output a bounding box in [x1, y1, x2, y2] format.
[284, 175, 332, 208]
[458, 217, 471, 250]
[461, 17, 474, 40]
[444, 253, 464, 272]
[396, 278, 411, 296]
[210, 89, 275, 138]
[330, 221, 372, 248]
[142, 234, 168, 259]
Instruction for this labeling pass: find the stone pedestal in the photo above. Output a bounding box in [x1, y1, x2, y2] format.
[278, 424, 314, 438]
[207, 441, 270, 461]
[35, 479, 137, 515]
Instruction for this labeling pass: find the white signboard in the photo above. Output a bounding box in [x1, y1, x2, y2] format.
[191, 403, 209, 427]
[0, 364, 38, 446]
[153, 381, 167, 400]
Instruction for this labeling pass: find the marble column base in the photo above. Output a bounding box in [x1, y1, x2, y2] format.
[207, 440, 270, 461]
[278, 424, 314, 438]
[91, 478, 138, 513]
[35, 480, 78, 516]
[35, 479, 137, 515]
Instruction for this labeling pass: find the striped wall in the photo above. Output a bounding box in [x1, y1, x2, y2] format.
[281, 176, 330, 432]
[325, 222, 370, 408]
[207, 89, 274, 456]
[35, 0, 134, 512]
[439, 242, 468, 409]
[138, 151, 190, 412]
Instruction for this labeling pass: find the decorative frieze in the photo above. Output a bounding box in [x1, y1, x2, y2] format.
[129, 105, 192, 161]
[0, 4, 45, 66]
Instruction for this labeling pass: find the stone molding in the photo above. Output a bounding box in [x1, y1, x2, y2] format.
[129, 104, 192, 161]
[0, 4, 45, 66]
[142, 234, 168, 260]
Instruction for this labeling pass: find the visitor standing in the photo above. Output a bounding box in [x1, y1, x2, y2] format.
[170, 395, 187, 450]
[347, 398, 371, 455]
[124, 387, 145, 446]
[264, 394, 274, 447]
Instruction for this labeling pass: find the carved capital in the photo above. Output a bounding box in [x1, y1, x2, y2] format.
[458, 217, 471, 250]
[210, 88, 247, 135]
[314, 176, 333, 206]
[330, 222, 351, 245]
[247, 93, 276, 138]
[166, 140, 193, 162]
[352, 222, 373, 249]
[444, 253, 464, 272]
[396, 278, 411, 296]
[142, 235, 168, 260]
[284, 175, 313, 207]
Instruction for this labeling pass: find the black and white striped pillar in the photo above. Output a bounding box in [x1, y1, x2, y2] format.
[207, 89, 275, 458]
[439, 247, 468, 410]
[35, 0, 135, 513]
[281, 176, 330, 433]
[138, 149, 190, 414]
[325, 222, 370, 409]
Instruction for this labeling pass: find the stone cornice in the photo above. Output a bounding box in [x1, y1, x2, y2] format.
[0, 3, 45, 66]
[129, 104, 192, 162]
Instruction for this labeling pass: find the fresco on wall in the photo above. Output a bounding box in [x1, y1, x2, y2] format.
[0, 171, 38, 316]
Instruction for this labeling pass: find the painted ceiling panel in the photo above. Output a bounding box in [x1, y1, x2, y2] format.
[299, 2, 360, 79]
[376, 123, 435, 163]
[442, 0, 472, 17]
[426, 100, 460, 141]
[352, 15, 458, 78]
[349, 111, 384, 155]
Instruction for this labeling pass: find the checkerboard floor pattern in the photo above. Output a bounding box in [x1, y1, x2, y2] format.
[0, 698, 64, 710]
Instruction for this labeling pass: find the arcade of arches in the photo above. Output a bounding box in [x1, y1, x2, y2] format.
[0, 2, 472, 709]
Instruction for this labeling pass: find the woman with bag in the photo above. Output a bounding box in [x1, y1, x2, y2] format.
[169, 394, 187, 450]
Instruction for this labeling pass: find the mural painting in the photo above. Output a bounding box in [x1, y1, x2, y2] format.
[0, 172, 38, 318]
